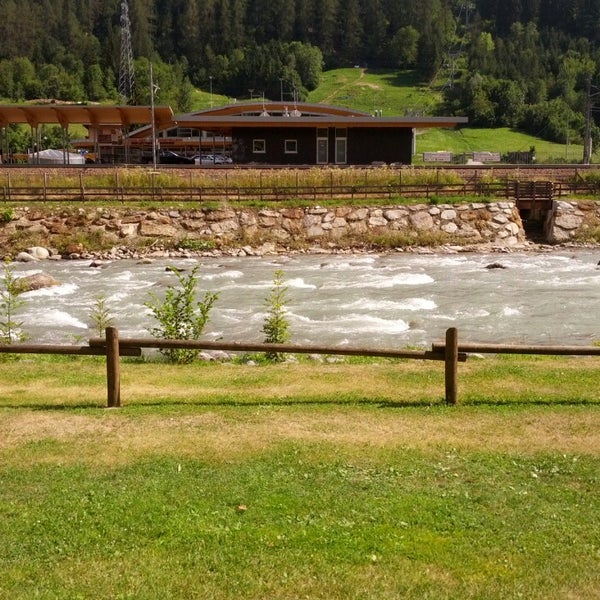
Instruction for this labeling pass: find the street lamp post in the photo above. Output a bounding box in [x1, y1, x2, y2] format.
[209, 76, 213, 108]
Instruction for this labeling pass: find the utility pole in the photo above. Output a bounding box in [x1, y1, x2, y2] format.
[150, 63, 158, 170]
[583, 77, 592, 165]
[118, 0, 135, 104]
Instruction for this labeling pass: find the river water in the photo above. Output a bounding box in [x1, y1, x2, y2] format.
[10, 250, 600, 348]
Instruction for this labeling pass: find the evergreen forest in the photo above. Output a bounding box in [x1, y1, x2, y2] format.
[1, 0, 600, 146]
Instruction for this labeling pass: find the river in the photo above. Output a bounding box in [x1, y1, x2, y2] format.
[10, 249, 600, 348]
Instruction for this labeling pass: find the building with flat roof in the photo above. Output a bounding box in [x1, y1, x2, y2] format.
[129, 102, 467, 166]
[0, 102, 467, 166]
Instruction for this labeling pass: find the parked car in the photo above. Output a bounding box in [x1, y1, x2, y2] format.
[158, 150, 195, 164]
[193, 153, 233, 165]
[212, 154, 233, 164]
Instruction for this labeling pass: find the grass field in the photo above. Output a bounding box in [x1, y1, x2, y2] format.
[182, 67, 593, 165]
[307, 68, 443, 117]
[1, 354, 600, 599]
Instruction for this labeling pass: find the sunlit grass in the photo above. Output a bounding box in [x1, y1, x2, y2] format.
[307, 68, 443, 116]
[1, 354, 600, 598]
[416, 126, 593, 164]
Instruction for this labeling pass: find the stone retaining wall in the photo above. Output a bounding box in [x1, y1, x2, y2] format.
[546, 200, 600, 243]
[0, 201, 526, 257]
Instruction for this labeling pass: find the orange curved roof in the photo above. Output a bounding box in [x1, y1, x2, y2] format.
[0, 104, 174, 129]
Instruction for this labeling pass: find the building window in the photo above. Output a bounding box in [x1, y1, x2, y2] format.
[253, 139, 266, 153]
[284, 139, 298, 154]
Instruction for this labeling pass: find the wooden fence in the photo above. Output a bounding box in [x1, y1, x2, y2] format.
[0, 178, 587, 204]
[3, 327, 600, 407]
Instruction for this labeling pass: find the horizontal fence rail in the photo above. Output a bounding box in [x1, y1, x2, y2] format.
[0, 179, 586, 203]
[0, 343, 141, 356]
[431, 342, 600, 356]
[88, 337, 457, 359]
[3, 327, 600, 407]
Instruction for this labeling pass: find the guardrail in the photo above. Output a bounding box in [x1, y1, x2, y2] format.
[4, 327, 600, 407]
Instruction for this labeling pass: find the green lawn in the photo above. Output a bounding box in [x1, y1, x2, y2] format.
[1, 355, 600, 599]
[416, 126, 591, 164]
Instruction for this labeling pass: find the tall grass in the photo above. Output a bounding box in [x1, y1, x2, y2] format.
[1, 165, 468, 190]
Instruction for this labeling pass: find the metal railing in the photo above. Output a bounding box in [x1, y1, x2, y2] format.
[0, 179, 571, 204]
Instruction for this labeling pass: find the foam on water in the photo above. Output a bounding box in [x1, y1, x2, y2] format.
[21, 282, 78, 298]
[341, 298, 436, 311]
[26, 309, 87, 329]
[323, 272, 434, 290]
[330, 314, 411, 335]
[203, 270, 244, 281]
[287, 277, 318, 290]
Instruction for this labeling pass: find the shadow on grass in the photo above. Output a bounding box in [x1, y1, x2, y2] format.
[1, 396, 439, 411]
[4, 394, 599, 412]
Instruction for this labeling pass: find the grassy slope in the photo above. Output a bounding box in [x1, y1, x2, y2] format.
[305, 68, 589, 164]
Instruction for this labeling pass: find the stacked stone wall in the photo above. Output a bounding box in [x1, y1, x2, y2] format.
[0, 201, 526, 257]
[546, 200, 600, 243]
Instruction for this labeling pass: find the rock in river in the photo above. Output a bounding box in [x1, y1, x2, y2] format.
[15, 272, 60, 292]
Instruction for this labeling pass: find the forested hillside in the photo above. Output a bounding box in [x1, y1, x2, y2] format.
[1, 0, 600, 146]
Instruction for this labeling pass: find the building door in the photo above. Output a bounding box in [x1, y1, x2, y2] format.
[335, 128, 348, 165]
[316, 128, 328, 164]
[335, 136, 347, 164]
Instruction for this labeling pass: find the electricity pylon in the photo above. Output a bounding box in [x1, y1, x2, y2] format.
[118, 0, 135, 104]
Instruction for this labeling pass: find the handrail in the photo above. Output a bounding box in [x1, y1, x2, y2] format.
[90, 329, 467, 408]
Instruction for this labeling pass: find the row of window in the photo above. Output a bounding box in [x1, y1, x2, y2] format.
[252, 129, 348, 156]
[252, 139, 297, 154]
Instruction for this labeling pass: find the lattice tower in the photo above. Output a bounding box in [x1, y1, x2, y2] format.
[118, 0, 135, 103]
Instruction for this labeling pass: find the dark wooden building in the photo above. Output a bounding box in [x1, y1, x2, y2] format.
[162, 102, 467, 166]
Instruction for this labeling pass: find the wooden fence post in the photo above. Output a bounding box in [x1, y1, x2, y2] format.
[106, 326, 121, 408]
[445, 327, 458, 405]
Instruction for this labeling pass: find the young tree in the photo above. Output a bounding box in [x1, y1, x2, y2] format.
[88, 295, 114, 338]
[262, 269, 291, 362]
[145, 266, 218, 364]
[0, 261, 26, 344]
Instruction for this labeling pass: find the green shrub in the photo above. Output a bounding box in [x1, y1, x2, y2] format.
[176, 238, 217, 252]
[0, 208, 14, 223]
[145, 266, 218, 364]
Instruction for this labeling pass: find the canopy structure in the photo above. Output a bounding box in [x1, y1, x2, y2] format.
[0, 104, 174, 164]
[0, 101, 467, 166]
[0, 104, 174, 130]
[129, 102, 467, 137]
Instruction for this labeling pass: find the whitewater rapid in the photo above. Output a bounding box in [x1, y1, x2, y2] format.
[9, 250, 600, 348]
